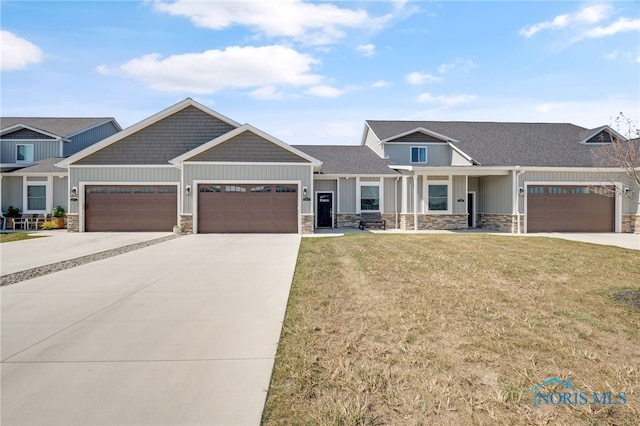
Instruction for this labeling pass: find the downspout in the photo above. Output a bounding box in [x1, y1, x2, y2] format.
[514, 168, 525, 234]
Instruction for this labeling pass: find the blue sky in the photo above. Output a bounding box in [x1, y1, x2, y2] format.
[1, 1, 639, 145]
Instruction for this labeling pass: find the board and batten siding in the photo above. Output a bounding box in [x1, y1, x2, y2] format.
[452, 175, 466, 214]
[66, 122, 120, 156]
[384, 177, 399, 213]
[314, 179, 337, 193]
[338, 177, 357, 213]
[184, 163, 313, 214]
[1, 140, 60, 163]
[68, 166, 180, 213]
[521, 171, 639, 215]
[478, 175, 512, 214]
[384, 144, 453, 166]
[1, 176, 23, 212]
[53, 176, 68, 211]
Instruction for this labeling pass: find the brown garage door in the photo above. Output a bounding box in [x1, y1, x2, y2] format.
[85, 185, 177, 232]
[198, 184, 298, 233]
[527, 185, 614, 232]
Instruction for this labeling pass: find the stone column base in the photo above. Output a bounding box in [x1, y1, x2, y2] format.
[622, 214, 640, 234]
[66, 213, 79, 232]
[179, 214, 193, 234]
[301, 214, 314, 234]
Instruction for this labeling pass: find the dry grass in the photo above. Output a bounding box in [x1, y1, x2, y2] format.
[262, 234, 640, 425]
[0, 232, 45, 243]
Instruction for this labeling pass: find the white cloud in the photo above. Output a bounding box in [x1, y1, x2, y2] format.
[326, 121, 360, 139]
[416, 92, 477, 106]
[0, 30, 43, 71]
[371, 80, 392, 88]
[304, 85, 345, 98]
[250, 85, 285, 100]
[406, 71, 442, 85]
[153, 0, 391, 46]
[520, 3, 613, 37]
[438, 58, 477, 74]
[585, 17, 640, 38]
[356, 43, 376, 57]
[100, 45, 322, 94]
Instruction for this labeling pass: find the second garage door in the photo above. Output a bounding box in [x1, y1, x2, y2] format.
[198, 184, 298, 233]
[85, 185, 177, 232]
[527, 185, 614, 232]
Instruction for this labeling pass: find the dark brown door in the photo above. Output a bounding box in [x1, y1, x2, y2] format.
[198, 184, 298, 233]
[85, 185, 177, 232]
[527, 185, 614, 232]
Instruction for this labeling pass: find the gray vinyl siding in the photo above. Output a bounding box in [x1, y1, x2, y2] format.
[53, 176, 68, 211]
[363, 127, 383, 157]
[65, 122, 120, 156]
[522, 170, 639, 215]
[2, 176, 23, 212]
[338, 177, 356, 213]
[68, 167, 180, 213]
[478, 175, 512, 214]
[468, 177, 479, 192]
[384, 177, 399, 213]
[184, 164, 312, 214]
[1, 140, 60, 163]
[452, 175, 466, 214]
[314, 179, 337, 194]
[384, 144, 453, 166]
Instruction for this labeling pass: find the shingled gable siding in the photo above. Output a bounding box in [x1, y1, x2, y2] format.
[188, 131, 310, 163]
[75, 106, 236, 165]
[388, 133, 446, 143]
[1, 128, 57, 140]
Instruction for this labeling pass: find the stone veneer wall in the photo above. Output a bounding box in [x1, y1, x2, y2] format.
[335, 213, 399, 229]
[301, 214, 314, 234]
[622, 214, 639, 234]
[179, 214, 193, 234]
[399, 214, 468, 230]
[477, 213, 524, 233]
[66, 213, 79, 232]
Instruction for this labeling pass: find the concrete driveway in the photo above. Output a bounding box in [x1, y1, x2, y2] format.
[1, 234, 301, 426]
[522, 232, 640, 250]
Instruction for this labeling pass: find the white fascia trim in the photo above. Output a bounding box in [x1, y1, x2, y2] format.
[523, 180, 623, 233]
[1, 124, 63, 140]
[78, 181, 180, 232]
[170, 124, 322, 167]
[518, 166, 628, 172]
[65, 119, 123, 138]
[57, 98, 241, 168]
[314, 173, 397, 178]
[381, 127, 460, 144]
[2, 138, 66, 143]
[182, 161, 314, 167]
[579, 125, 627, 144]
[7, 172, 67, 177]
[191, 179, 302, 234]
[69, 164, 176, 168]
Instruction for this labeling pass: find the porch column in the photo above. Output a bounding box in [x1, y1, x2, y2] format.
[401, 176, 408, 213]
[413, 174, 418, 231]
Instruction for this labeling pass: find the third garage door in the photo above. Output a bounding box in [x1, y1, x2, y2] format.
[527, 185, 614, 232]
[198, 184, 298, 233]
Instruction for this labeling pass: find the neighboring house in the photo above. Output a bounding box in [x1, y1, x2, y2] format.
[54, 98, 638, 234]
[1, 117, 121, 217]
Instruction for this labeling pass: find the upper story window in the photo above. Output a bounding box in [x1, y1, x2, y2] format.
[411, 146, 427, 163]
[16, 144, 34, 163]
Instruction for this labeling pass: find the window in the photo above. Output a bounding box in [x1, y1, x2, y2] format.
[411, 146, 427, 163]
[87, 187, 107, 194]
[16, 144, 34, 162]
[158, 187, 178, 193]
[427, 184, 448, 211]
[199, 185, 220, 193]
[571, 187, 589, 194]
[276, 186, 296, 193]
[528, 187, 544, 194]
[251, 185, 271, 193]
[225, 185, 246, 193]
[360, 185, 380, 211]
[27, 185, 46, 210]
[548, 187, 567, 194]
[110, 187, 131, 193]
[135, 187, 155, 193]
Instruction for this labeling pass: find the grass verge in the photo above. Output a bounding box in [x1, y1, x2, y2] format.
[0, 232, 46, 243]
[263, 234, 640, 425]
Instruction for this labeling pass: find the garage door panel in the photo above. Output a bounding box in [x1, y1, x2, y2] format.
[85, 185, 177, 232]
[527, 185, 614, 232]
[198, 184, 298, 233]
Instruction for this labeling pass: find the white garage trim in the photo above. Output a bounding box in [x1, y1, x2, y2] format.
[192, 180, 301, 234]
[523, 181, 622, 233]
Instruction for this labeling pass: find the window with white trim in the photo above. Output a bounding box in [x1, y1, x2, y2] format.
[411, 146, 427, 164]
[27, 185, 46, 210]
[357, 179, 382, 212]
[425, 179, 451, 213]
[17, 144, 34, 162]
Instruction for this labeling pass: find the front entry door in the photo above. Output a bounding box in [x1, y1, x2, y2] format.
[467, 192, 475, 227]
[317, 193, 333, 227]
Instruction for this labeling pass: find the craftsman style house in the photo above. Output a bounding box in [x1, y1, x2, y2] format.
[4, 99, 638, 234]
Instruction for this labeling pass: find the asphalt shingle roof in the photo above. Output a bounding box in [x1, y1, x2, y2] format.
[293, 145, 397, 175]
[6, 158, 67, 174]
[366, 120, 618, 167]
[1, 118, 117, 138]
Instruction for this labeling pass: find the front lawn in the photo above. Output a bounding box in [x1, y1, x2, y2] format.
[0, 232, 45, 243]
[263, 234, 640, 425]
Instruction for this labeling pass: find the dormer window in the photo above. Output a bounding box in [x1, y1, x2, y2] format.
[411, 146, 427, 163]
[16, 144, 34, 162]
